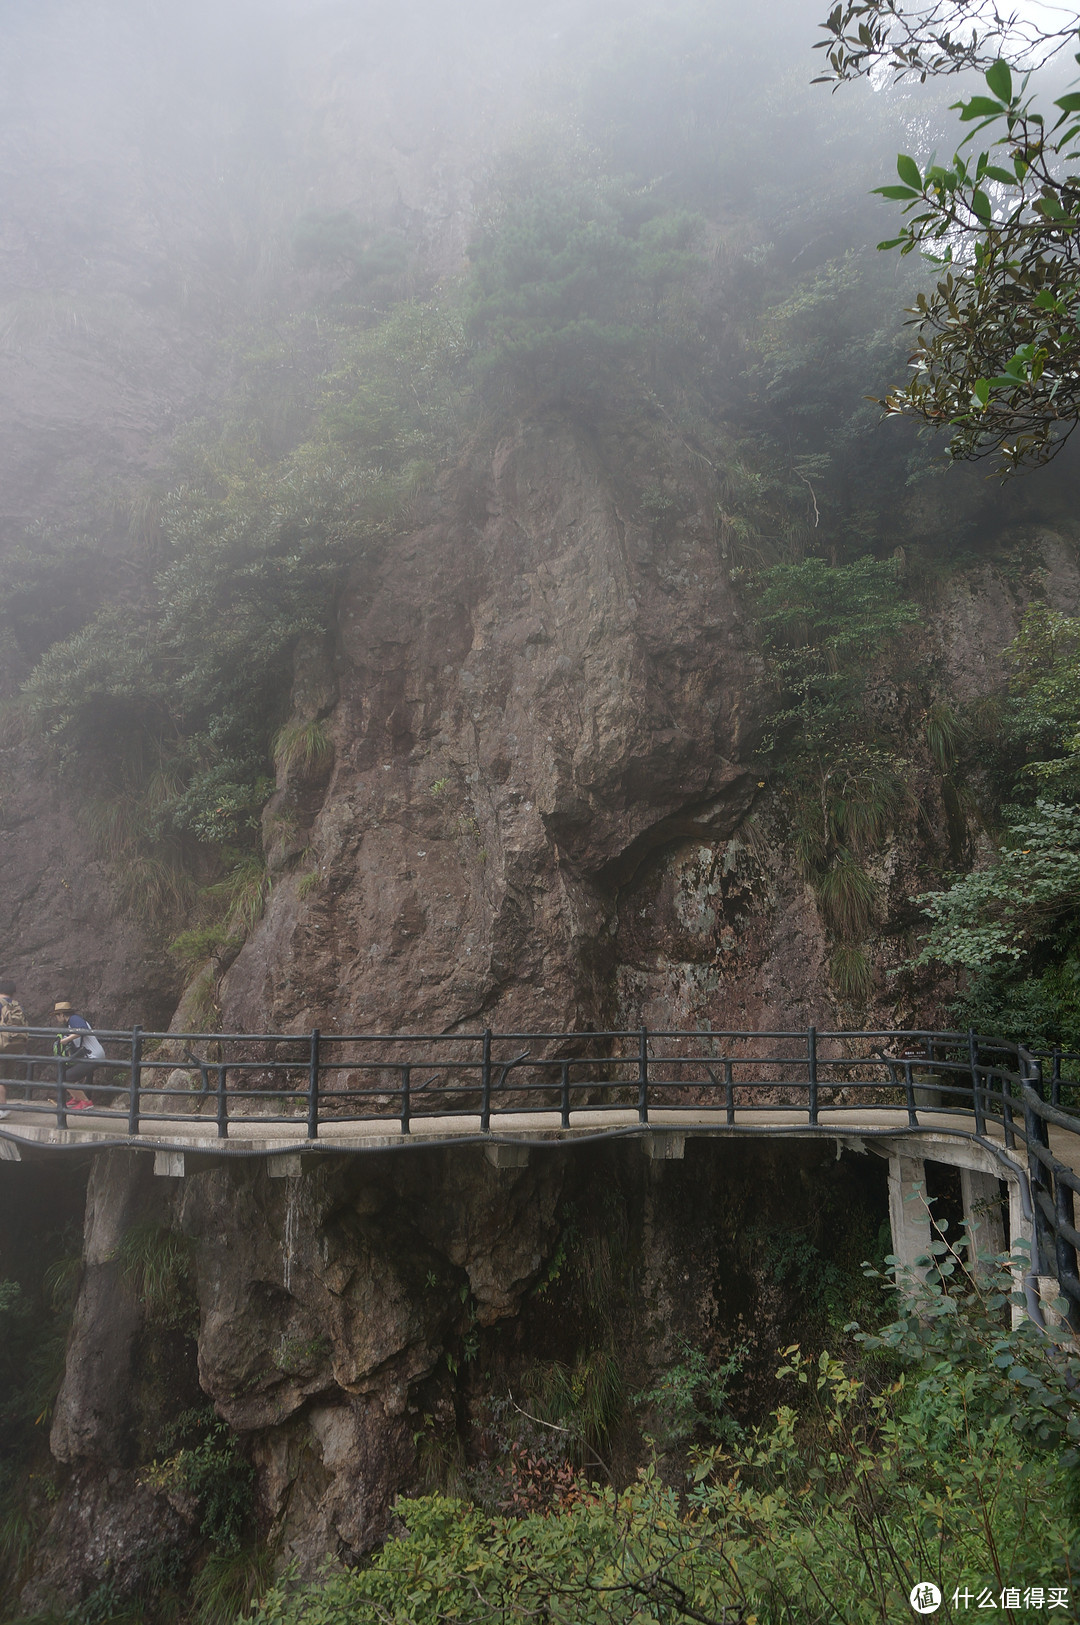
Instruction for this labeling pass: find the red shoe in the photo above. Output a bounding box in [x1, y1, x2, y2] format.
[68, 1100, 93, 1111]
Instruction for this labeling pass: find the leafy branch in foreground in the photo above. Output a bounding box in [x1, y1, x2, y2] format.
[872, 52, 1080, 470]
[818, 2, 1080, 470]
[815, 0, 1077, 85]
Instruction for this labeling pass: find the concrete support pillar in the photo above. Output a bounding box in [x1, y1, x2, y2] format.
[1008, 1178, 1037, 1327]
[484, 1142, 529, 1169]
[641, 1133, 685, 1161]
[153, 1150, 185, 1178]
[888, 1154, 931, 1277]
[268, 1152, 303, 1178]
[960, 1168, 1006, 1269]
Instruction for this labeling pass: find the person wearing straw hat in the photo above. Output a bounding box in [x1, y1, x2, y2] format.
[53, 1002, 101, 1110]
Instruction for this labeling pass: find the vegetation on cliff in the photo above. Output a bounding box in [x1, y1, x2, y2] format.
[250, 1254, 1078, 1625]
[915, 607, 1080, 1048]
[4, 1, 1080, 1621]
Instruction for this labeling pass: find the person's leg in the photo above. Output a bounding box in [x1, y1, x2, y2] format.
[63, 1059, 95, 1108]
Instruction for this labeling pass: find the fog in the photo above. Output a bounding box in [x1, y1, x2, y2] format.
[0, 0, 1072, 535]
[0, 0, 933, 312]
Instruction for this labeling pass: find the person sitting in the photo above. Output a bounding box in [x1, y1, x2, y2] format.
[53, 1002, 101, 1111]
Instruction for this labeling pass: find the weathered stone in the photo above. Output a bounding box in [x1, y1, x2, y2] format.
[20, 1131, 892, 1596]
[51, 1151, 154, 1466]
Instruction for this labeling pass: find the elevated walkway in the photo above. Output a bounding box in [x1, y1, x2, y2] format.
[2, 1025, 1078, 1328]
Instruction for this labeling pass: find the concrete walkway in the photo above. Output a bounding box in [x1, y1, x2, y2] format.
[3, 1098, 1077, 1322]
[0, 1100, 1075, 1172]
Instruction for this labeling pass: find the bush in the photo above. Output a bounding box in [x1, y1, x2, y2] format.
[248, 1255, 1077, 1625]
[143, 1406, 254, 1553]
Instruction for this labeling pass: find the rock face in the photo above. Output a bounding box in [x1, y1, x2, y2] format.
[224, 414, 761, 1038]
[23, 1134, 885, 1609]
[221, 413, 1080, 1041]
[0, 731, 177, 1028]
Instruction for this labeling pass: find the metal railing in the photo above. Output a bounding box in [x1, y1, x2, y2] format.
[1, 1024, 1077, 1324]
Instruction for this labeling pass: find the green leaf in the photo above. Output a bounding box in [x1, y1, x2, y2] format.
[983, 166, 1018, 186]
[873, 185, 920, 201]
[896, 153, 922, 190]
[971, 189, 993, 221]
[958, 96, 1008, 121]
[1054, 92, 1080, 113]
[985, 60, 1013, 104]
[972, 379, 990, 408]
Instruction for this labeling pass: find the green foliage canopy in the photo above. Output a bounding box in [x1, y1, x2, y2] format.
[19, 293, 462, 865]
[249, 1258, 1077, 1625]
[464, 174, 703, 402]
[915, 799, 1080, 967]
[911, 604, 1080, 1047]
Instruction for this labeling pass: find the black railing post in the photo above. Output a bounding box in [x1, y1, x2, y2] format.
[1023, 1053, 1052, 1277]
[637, 1026, 649, 1124]
[481, 1029, 492, 1132]
[216, 1064, 229, 1139]
[307, 1029, 320, 1140]
[968, 1029, 986, 1137]
[724, 1058, 734, 1125]
[807, 1026, 818, 1125]
[56, 1058, 67, 1130]
[1000, 1051, 1017, 1151]
[127, 1025, 142, 1136]
[1052, 1047, 1062, 1109]
[400, 1065, 411, 1135]
[903, 1059, 917, 1126]
[560, 1062, 570, 1129]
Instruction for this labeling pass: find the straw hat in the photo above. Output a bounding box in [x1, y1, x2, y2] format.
[54, 1001, 72, 1013]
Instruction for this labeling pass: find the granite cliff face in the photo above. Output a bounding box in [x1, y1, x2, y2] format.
[17, 1135, 884, 1610]
[225, 413, 760, 1039]
[216, 419, 1080, 1041]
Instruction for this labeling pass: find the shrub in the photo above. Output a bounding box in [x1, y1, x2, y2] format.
[818, 855, 877, 940]
[144, 1407, 254, 1554]
[248, 1260, 1078, 1625]
[831, 943, 874, 1004]
[272, 718, 333, 779]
